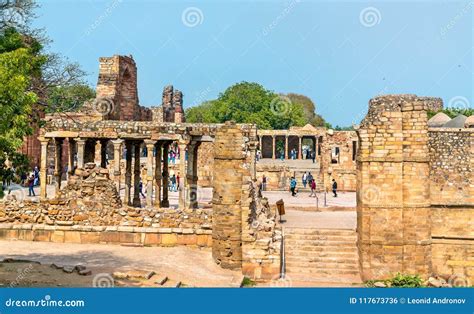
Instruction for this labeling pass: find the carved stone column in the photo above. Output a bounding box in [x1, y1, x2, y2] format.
[298, 136, 302, 159]
[111, 139, 124, 194]
[39, 137, 50, 199]
[132, 141, 142, 207]
[161, 142, 170, 207]
[75, 138, 86, 169]
[284, 135, 288, 159]
[67, 138, 75, 178]
[124, 141, 132, 206]
[178, 141, 188, 209]
[155, 142, 163, 207]
[53, 138, 63, 192]
[144, 140, 156, 207]
[184, 141, 200, 209]
[94, 140, 101, 166]
[272, 135, 276, 159]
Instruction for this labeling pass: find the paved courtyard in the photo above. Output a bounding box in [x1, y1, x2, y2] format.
[0, 240, 242, 287]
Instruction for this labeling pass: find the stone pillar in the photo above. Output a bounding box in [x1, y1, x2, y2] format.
[53, 138, 63, 192]
[39, 138, 49, 199]
[284, 135, 288, 159]
[75, 138, 86, 169]
[357, 95, 433, 281]
[258, 136, 262, 152]
[111, 139, 123, 194]
[161, 142, 170, 207]
[94, 140, 101, 166]
[315, 136, 319, 156]
[155, 142, 163, 207]
[298, 136, 302, 159]
[67, 138, 75, 177]
[132, 141, 142, 207]
[212, 122, 247, 269]
[178, 141, 189, 209]
[272, 135, 276, 159]
[184, 141, 200, 209]
[144, 140, 156, 207]
[124, 141, 132, 206]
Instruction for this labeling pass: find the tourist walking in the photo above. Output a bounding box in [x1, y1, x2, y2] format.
[311, 151, 316, 163]
[290, 177, 297, 197]
[176, 173, 180, 190]
[170, 174, 177, 192]
[33, 166, 39, 186]
[310, 179, 316, 197]
[139, 180, 146, 198]
[27, 174, 35, 197]
[307, 172, 313, 185]
[302, 172, 307, 188]
[262, 175, 267, 191]
[332, 179, 338, 197]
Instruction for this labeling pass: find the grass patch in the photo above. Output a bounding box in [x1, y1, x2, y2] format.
[241, 277, 257, 287]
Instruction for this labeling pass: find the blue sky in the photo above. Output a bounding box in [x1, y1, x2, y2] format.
[35, 0, 473, 126]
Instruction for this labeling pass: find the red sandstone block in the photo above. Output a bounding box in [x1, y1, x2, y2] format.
[80, 232, 100, 244]
[144, 233, 161, 245]
[177, 234, 196, 246]
[33, 230, 51, 242]
[64, 231, 81, 243]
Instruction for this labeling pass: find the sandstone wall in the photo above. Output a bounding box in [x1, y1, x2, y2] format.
[322, 131, 358, 191]
[428, 129, 473, 205]
[357, 95, 434, 280]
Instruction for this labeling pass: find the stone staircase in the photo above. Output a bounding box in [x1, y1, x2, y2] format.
[284, 228, 363, 286]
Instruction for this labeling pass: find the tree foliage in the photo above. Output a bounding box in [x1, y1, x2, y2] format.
[428, 107, 474, 119]
[186, 82, 307, 130]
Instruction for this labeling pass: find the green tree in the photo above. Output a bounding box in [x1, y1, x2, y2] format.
[428, 107, 474, 119]
[47, 84, 95, 113]
[185, 82, 307, 130]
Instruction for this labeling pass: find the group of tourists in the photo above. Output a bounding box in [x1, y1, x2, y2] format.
[1, 166, 40, 197]
[289, 172, 338, 198]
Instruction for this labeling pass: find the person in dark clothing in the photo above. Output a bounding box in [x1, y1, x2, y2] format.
[332, 179, 338, 197]
[139, 180, 146, 198]
[307, 172, 313, 185]
[27, 175, 35, 196]
[262, 175, 267, 191]
[290, 177, 297, 197]
[311, 151, 316, 163]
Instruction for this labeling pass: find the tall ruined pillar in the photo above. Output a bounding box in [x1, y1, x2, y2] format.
[178, 141, 188, 209]
[144, 140, 156, 207]
[272, 136, 276, 159]
[161, 143, 170, 207]
[185, 141, 200, 209]
[132, 142, 142, 207]
[111, 139, 123, 194]
[53, 138, 63, 192]
[75, 138, 86, 169]
[67, 138, 75, 177]
[357, 95, 433, 280]
[154, 142, 163, 207]
[94, 140, 102, 167]
[39, 137, 50, 199]
[212, 121, 248, 269]
[124, 141, 132, 206]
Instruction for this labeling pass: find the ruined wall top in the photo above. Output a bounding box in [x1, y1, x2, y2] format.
[360, 94, 443, 128]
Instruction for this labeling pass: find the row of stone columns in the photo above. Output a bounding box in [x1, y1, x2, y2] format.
[258, 135, 319, 159]
[39, 136, 201, 210]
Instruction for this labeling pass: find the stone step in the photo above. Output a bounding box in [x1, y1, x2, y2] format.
[285, 250, 358, 258]
[285, 256, 359, 265]
[285, 266, 360, 276]
[285, 273, 363, 285]
[285, 240, 356, 248]
[286, 228, 356, 236]
[285, 260, 358, 269]
[285, 234, 358, 242]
